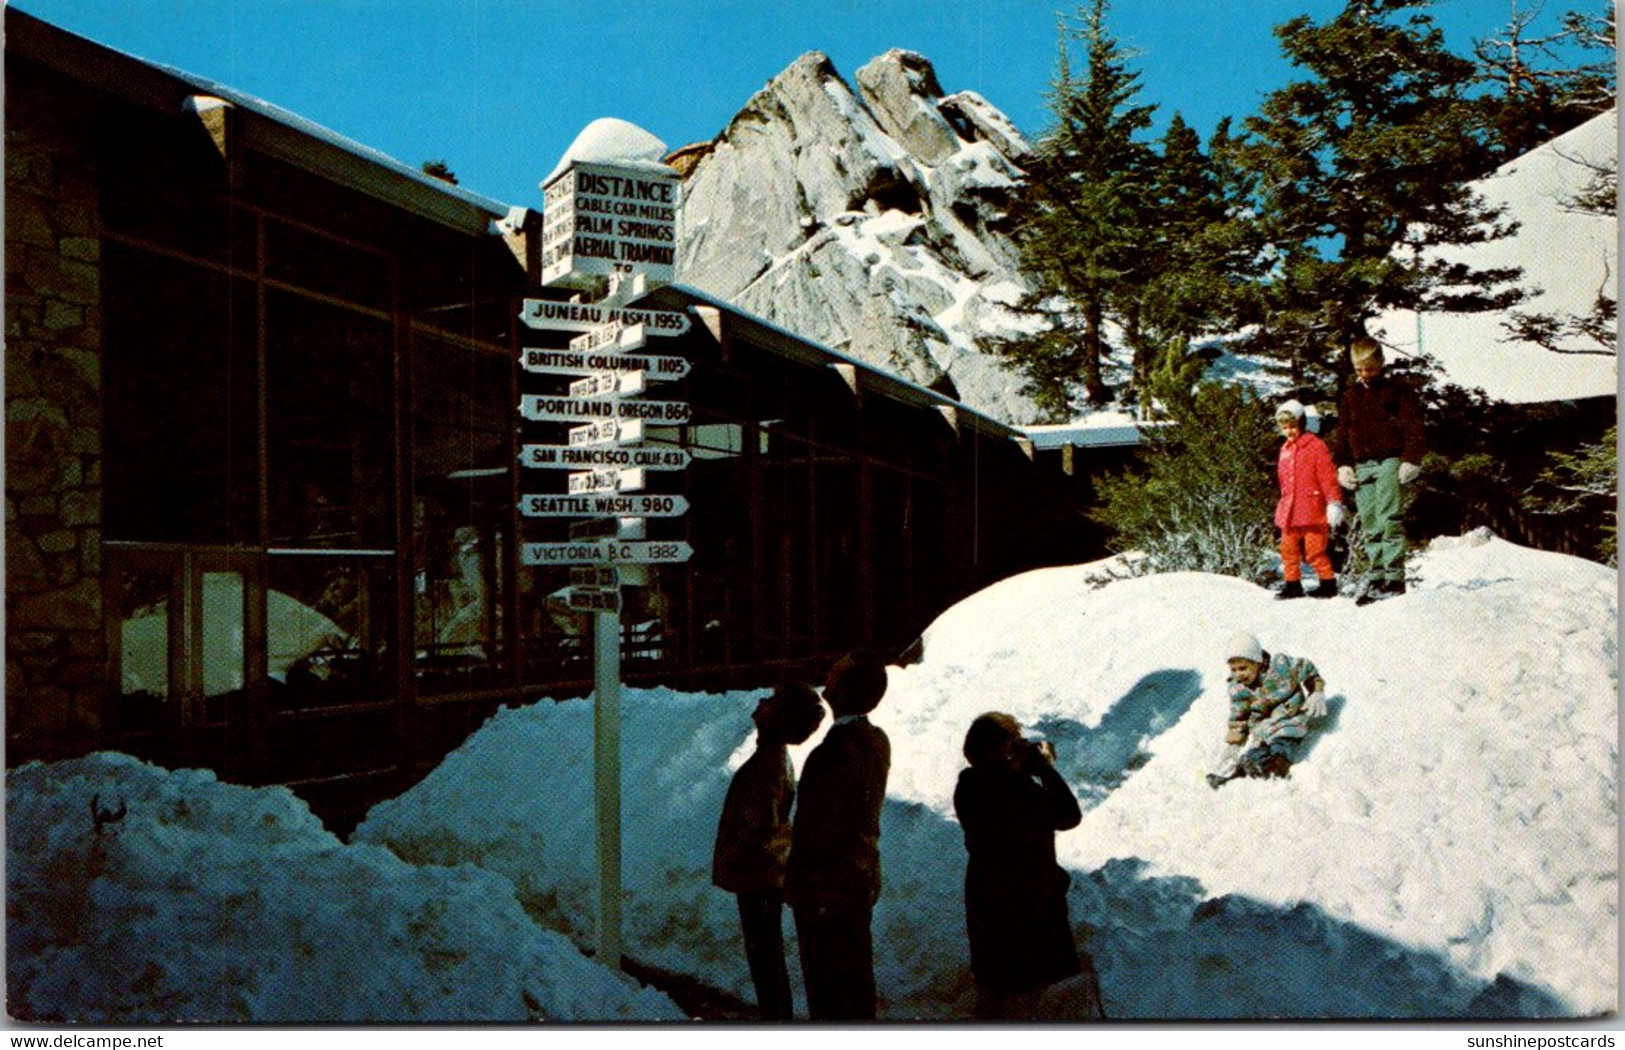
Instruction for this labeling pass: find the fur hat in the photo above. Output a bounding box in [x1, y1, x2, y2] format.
[1275, 399, 1306, 421]
[1349, 336, 1385, 367]
[1225, 631, 1263, 664]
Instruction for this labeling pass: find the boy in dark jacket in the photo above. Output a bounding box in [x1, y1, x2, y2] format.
[786, 650, 891, 1021]
[1330, 336, 1427, 604]
[712, 681, 825, 1020]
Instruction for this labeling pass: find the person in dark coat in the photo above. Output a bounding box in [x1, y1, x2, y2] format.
[786, 650, 891, 1021]
[712, 681, 825, 1020]
[953, 712, 1103, 1020]
[1329, 335, 1427, 604]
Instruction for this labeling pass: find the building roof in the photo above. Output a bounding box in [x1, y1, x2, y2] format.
[7, 8, 517, 237]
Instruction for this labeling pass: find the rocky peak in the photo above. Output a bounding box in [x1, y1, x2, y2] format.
[676, 49, 1040, 423]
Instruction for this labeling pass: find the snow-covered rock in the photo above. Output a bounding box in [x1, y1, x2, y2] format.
[676, 49, 1041, 423]
[359, 533, 1615, 1019]
[1371, 108, 1618, 403]
[6, 753, 682, 1023]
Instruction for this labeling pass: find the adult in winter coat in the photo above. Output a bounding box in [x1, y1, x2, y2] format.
[1273, 399, 1345, 599]
[786, 651, 891, 1021]
[711, 680, 825, 1020]
[1329, 336, 1427, 604]
[1207, 632, 1328, 790]
[954, 712, 1104, 1020]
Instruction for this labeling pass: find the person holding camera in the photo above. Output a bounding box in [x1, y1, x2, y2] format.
[953, 712, 1104, 1020]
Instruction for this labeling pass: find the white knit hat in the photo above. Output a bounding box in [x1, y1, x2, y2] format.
[1225, 631, 1263, 664]
[1275, 399, 1305, 421]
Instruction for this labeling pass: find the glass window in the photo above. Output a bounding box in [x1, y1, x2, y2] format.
[411, 328, 512, 693]
[266, 555, 395, 711]
[266, 291, 395, 549]
[103, 245, 258, 544]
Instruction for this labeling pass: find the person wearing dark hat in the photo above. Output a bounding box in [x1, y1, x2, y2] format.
[1207, 631, 1328, 790]
[1273, 399, 1344, 599]
[954, 712, 1104, 1020]
[1329, 335, 1426, 605]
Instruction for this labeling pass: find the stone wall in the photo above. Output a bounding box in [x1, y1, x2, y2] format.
[5, 62, 106, 762]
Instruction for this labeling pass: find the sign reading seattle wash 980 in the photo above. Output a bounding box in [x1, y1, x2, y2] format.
[541, 162, 680, 288]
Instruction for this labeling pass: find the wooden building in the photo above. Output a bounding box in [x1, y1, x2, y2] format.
[5, 11, 1099, 820]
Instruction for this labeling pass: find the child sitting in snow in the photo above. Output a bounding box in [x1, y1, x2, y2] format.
[711, 680, 826, 1020]
[1273, 399, 1345, 599]
[1207, 632, 1328, 790]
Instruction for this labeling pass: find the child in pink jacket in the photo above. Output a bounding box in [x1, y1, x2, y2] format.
[1274, 400, 1344, 599]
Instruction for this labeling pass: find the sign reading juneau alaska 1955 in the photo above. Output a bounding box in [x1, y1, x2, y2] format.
[541, 162, 680, 287]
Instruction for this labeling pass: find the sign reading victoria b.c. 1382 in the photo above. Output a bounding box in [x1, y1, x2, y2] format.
[541, 161, 680, 288]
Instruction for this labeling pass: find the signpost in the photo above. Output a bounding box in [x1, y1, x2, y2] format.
[523, 134, 692, 972]
[522, 444, 691, 471]
[522, 347, 690, 380]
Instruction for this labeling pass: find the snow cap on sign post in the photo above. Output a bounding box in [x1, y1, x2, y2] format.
[540, 119, 682, 291]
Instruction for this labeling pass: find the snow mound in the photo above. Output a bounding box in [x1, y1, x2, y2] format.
[1371, 109, 1618, 403]
[544, 117, 675, 183]
[359, 533, 1615, 1019]
[6, 753, 681, 1023]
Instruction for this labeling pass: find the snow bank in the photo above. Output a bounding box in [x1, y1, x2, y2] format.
[544, 117, 675, 184]
[6, 753, 681, 1023]
[1371, 109, 1618, 403]
[359, 533, 1615, 1019]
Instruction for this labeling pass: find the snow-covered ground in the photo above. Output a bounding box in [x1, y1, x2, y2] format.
[10, 532, 1615, 1022]
[1371, 109, 1618, 403]
[6, 757, 681, 1023]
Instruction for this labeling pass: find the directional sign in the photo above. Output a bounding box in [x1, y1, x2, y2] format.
[569, 466, 646, 495]
[522, 541, 614, 566]
[569, 371, 645, 399]
[522, 539, 694, 566]
[522, 493, 688, 518]
[519, 300, 691, 337]
[567, 586, 622, 614]
[569, 322, 648, 355]
[571, 565, 623, 588]
[599, 539, 693, 565]
[570, 419, 644, 448]
[521, 347, 690, 381]
[523, 444, 692, 471]
[521, 395, 691, 425]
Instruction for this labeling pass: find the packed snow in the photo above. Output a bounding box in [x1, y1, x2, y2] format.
[357, 531, 1615, 1020]
[1371, 109, 1618, 403]
[11, 533, 1614, 1022]
[6, 755, 681, 1023]
[544, 117, 676, 184]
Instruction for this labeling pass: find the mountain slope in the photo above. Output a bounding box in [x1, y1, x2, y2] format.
[676, 49, 1041, 423]
[1371, 108, 1618, 403]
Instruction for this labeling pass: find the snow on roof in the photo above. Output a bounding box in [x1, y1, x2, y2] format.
[543, 118, 677, 185]
[1023, 411, 1149, 448]
[155, 65, 515, 219]
[1371, 109, 1619, 403]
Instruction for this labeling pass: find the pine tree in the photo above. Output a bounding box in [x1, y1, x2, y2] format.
[994, 0, 1157, 414]
[1474, 2, 1616, 162]
[1236, 0, 1526, 385]
[1123, 115, 1268, 399]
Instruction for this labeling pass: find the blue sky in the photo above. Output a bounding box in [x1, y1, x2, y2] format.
[14, 1, 1584, 208]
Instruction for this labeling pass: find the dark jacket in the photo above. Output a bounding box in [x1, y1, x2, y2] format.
[954, 758, 1083, 993]
[712, 743, 794, 894]
[1330, 373, 1426, 467]
[786, 717, 890, 909]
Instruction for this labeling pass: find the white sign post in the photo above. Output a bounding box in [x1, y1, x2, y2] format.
[526, 133, 693, 972]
